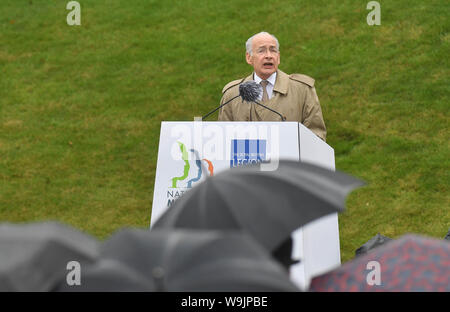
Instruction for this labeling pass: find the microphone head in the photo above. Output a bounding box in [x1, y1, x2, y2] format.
[239, 81, 261, 102]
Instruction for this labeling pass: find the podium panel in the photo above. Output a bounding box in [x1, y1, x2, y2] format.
[151, 121, 339, 290]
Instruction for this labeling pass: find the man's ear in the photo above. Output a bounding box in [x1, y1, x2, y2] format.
[245, 52, 252, 65]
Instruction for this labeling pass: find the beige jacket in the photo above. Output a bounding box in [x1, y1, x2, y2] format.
[218, 69, 327, 141]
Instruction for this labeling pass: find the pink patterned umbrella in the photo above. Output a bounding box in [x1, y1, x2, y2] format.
[309, 234, 450, 292]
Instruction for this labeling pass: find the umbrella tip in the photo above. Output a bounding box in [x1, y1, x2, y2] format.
[152, 266, 166, 291]
[152, 266, 165, 278]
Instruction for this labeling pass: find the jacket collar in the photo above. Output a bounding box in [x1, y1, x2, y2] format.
[244, 69, 288, 95]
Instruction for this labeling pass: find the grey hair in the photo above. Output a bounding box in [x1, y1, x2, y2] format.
[245, 31, 280, 55]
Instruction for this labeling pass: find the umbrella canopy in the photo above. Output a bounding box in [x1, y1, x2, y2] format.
[100, 228, 300, 292]
[309, 234, 450, 292]
[153, 160, 365, 253]
[0, 221, 99, 291]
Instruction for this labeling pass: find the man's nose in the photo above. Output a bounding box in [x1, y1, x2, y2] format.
[264, 50, 276, 58]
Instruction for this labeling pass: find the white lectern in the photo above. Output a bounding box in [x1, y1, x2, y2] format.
[151, 121, 340, 290]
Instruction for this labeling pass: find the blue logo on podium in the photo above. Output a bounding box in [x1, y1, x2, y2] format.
[230, 139, 266, 168]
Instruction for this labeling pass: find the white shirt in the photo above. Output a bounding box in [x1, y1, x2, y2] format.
[254, 72, 277, 101]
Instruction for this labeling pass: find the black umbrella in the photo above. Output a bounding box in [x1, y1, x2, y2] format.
[99, 228, 300, 292]
[0, 221, 99, 291]
[355, 233, 392, 257]
[153, 160, 365, 254]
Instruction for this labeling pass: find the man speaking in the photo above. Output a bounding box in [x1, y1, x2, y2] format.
[218, 31, 327, 141]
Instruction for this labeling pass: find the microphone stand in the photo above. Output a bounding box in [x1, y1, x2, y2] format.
[202, 94, 240, 121]
[250, 100, 286, 121]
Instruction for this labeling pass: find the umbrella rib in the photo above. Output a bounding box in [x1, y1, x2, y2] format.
[161, 183, 203, 226]
[207, 178, 296, 251]
[197, 180, 208, 227]
[204, 180, 244, 228]
[213, 177, 296, 230]
[158, 231, 185, 290]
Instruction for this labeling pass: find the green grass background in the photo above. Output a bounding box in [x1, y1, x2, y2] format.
[1, 0, 449, 262]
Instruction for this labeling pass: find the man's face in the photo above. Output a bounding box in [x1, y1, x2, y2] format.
[246, 34, 280, 80]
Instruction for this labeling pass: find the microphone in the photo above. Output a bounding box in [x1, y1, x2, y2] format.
[202, 80, 286, 121]
[240, 81, 286, 121]
[239, 81, 261, 102]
